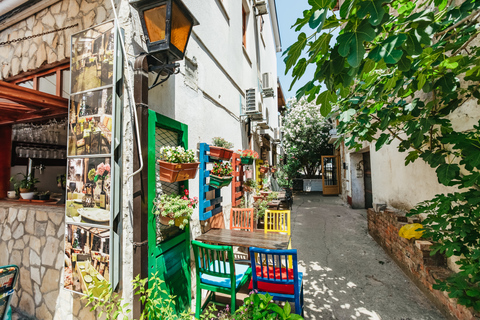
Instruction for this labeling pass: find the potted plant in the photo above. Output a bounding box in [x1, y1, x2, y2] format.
[238, 149, 259, 165]
[157, 146, 200, 183]
[270, 165, 277, 173]
[244, 167, 253, 179]
[210, 137, 234, 160]
[10, 173, 39, 194]
[252, 187, 264, 203]
[242, 179, 257, 192]
[152, 189, 198, 230]
[259, 161, 270, 174]
[38, 191, 50, 201]
[209, 162, 233, 189]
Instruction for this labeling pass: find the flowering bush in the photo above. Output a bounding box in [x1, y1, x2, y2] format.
[211, 162, 233, 177]
[212, 137, 234, 149]
[152, 189, 198, 230]
[238, 149, 259, 159]
[93, 162, 110, 182]
[282, 98, 333, 178]
[159, 146, 196, 163]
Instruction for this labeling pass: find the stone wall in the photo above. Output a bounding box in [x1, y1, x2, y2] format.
[367, 208, 478, 320]
[0, 203, 101, 320]
[0, 0, 114, 80]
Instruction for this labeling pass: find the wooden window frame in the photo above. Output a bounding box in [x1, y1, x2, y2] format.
[242, 5, 247, 48]
[11, 63, 70, 97]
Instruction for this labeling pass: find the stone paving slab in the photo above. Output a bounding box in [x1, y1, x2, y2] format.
[292, 193, 446, 320]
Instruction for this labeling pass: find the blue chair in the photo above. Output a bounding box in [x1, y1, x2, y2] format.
[0, 265, 19, 320]
[192, 240, 252, 318]
[249, 247, 304, 316]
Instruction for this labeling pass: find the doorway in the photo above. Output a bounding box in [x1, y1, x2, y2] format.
[321, 155, 340, 195]
[363, 152, 373, 209]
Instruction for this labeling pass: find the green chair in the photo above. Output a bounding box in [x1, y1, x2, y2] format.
[192, 240, 252, 317]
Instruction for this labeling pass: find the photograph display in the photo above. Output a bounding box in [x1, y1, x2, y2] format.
[71, 21, 114, 93]
[68, 88, 113, 156]
[64, 224, 110, 297]
[66, 157, 111, 226]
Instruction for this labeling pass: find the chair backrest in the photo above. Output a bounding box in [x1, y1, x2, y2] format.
[230, 208, 255, 232]
[249, 247, 299, 292]
[264, 210, 291, 235]
[191, 240, 236, 282]
[0, 265, 19, 320]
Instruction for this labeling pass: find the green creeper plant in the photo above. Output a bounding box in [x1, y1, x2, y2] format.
[284, 0, 480, 311]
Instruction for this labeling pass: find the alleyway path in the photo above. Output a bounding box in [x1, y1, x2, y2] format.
[292, 193, 445, 320]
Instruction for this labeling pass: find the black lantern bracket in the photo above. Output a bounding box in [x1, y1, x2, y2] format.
[148, 59, 180, 90]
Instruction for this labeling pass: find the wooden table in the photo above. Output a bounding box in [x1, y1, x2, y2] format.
[195, 229, 290, 250]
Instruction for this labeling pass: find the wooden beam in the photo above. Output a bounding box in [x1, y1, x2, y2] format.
[0, 80, 68, 110]
[0, 102, 43, 111]
[0, 125, 12, 198]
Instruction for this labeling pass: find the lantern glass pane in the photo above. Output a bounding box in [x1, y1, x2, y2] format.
[144, 4, 167, 43]
[171, 1, 192, 53]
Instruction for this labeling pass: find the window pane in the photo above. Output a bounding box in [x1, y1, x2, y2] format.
[144, 5, 166, 43]
[17, 80, 34, 89]
[38, 73, 56, 95]
[62, 69, 71, 98]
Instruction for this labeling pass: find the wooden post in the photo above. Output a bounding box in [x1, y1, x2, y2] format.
[0, 125, 12, 198]
[132, 54, 149, 319]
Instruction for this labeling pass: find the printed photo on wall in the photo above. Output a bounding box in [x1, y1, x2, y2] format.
[70, 21, 115, 93]
[65, 157, 111, 226]
[68, 88, 113, 156]
[64, 224, 110, 297]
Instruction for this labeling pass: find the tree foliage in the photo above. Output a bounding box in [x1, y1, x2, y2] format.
[285, 0, 480, 310]
[282, 98, 334, 178]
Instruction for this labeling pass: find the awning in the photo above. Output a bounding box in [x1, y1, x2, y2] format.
[0, 80, 68, 125]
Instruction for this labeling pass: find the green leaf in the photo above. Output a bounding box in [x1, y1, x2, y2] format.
[284, 33, 307, 73]
[340, 0, 356, 18]
[283, 301, 292, 315]
[316, 90, 338, 116]
[461, 172, 480, 188]
[417, 73, 426, 91]
[403, 32, 423, 56]
[340, 108, 356, 122]
[435, 0, 448, 11]
[309, 9, 327, 29]
[465, 66, 480, 81]
[434, 74, 457, 94]
[309, 0, 337, 9]
[398, 54, 412, 71]
[375, 133, 390, 150]
[357, 0, 387, 26]
[436, 163, 460, 186]
[368, 34, 407, 64]
[338, 21, 376, 67]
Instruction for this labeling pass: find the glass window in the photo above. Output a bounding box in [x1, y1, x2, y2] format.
[62, 69, 71, 98]
[17, 80, 34, 89]
[38, 73, 57, 95]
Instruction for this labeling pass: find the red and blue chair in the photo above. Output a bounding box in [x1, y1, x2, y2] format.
[0, 265, 19, 320]
[248, 247, 304, 316]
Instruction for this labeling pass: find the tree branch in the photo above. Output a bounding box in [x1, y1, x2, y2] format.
[436, 9, 480, 36]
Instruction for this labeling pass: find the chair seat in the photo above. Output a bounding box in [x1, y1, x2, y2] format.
[249, 266, 303, 295]
[200, 261, 250, 289]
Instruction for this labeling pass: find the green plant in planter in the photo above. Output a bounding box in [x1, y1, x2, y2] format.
[10, 173, 39, 193]
[152, 189, 198, 230]
[254, 199, 269, 221]
[159, 146, 197, 163]
[212, 137, 233, 149]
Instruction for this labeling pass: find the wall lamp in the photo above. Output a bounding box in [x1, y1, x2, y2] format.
[130, 0, 199, 89]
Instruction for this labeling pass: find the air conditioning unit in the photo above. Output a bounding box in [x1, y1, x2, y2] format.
[273, 128, 281, 142]
[261, 72, 275, 97]
[245, 88, 263, 120]
[255, 0, 268, 15]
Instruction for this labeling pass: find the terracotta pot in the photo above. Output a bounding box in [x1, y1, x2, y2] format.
[253, 196, 263, 203]
[260, 191, 270, 198]
[259, 167, 268, 173]
[270, 168, 276, 173]
[158, 160, 200, 183]
[19, 188, 32, 193]
[241, 157, 254, 165]
[158, 214, 175, 226]
[243, 185, 252, 192]
[209, 175, 233, 189]
[209, 146, 234, 160]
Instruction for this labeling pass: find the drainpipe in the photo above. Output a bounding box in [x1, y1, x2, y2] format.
[132, 54, 149, 319]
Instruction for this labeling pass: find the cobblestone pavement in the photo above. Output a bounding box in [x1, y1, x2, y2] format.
[292, 193, 446, 320]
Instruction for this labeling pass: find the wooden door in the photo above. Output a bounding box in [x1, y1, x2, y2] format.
[147, 112, 191, 313]
[321, 155, 340, 195]
[363, 152, 373, 209]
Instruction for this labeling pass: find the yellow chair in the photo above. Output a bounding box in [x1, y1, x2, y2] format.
[264, 210, 293, 266]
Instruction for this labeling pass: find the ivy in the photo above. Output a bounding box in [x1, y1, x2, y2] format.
[285, 0, 480, 311]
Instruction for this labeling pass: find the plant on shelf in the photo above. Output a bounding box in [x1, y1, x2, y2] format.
[209, 162, 233, 189]
[242, 179, 257, 193]
[10, 173, 39, 193]
[210, 137, 234, 160]
[270, 165, 277, 173]
[152, 189, 198, 230]
[254, 198, 269, 221]
[39, 191, 50, 201]
[238, 149, 259, 165]
[157, 146, 200, 183]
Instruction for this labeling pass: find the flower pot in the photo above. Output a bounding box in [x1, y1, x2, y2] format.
[158, 160, 200, 183]
[158, 214, 175, 226]
[19, 188, 32, 193]
[209, 175, 233, 189]
[253, 195, 263, 203]
[259, 167, 268, 173]
[270, 168, 276, 173]
[38, 194, 50, 201]
[245, 170, 253, 179]
[241, 157, 254, 165]
[209, 146, 234, 161]
[243, 185, 252, 193]
[256, 217, 265, 230]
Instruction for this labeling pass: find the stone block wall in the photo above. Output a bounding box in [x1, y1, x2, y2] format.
[367, 208, 479, 320]
[0, 0, 114, 80]
[0, 203, 101, 320]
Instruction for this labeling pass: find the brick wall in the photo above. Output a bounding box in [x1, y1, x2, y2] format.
[367, 208, 479, 320]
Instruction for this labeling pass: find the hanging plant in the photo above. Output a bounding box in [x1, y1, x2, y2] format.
[210, 137, 234, 160]
[238, 149, 259, 165]
[152, 189, 198, 230]
[209, 162, 233, 188]
[157, 146, 200, 183]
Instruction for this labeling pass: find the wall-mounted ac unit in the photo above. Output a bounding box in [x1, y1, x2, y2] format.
[255, 0, 268, 15]
[262, 72, 275, 97]
[273, 128, 281, 142]
[245, 88, 264, 120]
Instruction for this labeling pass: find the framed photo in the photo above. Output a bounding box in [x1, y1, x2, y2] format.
[64, 224, 110, 297]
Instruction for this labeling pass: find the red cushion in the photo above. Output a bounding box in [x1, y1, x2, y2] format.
[248, 266, 295, 295]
